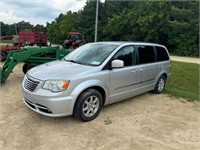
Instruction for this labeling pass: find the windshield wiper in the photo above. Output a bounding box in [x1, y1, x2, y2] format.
[65, 59, 76, 63]
[65, 59, 84, 65]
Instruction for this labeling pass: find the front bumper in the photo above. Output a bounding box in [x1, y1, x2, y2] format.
[22, 76, 75, 117]
[22, 95, 74, 117]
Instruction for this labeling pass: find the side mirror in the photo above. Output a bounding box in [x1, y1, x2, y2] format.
[111, 59, 124, 68]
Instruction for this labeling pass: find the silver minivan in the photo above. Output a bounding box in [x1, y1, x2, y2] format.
[22, 42, 171, 121]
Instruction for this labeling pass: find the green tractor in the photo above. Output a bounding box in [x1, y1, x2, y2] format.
[0, 46, 70, 83]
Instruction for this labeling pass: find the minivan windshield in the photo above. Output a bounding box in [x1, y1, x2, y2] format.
[64, 43, 118, 66]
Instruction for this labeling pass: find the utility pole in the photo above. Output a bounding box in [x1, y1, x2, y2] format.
[15, 23, 17, 35]
[94, 0, 99, 42]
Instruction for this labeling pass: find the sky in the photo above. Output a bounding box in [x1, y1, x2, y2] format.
[0, 0, 87, 26]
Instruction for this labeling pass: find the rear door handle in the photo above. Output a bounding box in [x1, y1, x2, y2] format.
[140, 68, 144, 72]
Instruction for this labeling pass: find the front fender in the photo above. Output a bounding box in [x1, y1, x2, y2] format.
[70, 79, 109, 108]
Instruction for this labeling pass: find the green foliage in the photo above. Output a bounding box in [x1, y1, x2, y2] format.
[165, 61, 199, 101]
[0, 21, 47, 36]
[106, 1, 171, 44]
[104, 117, 112, 125]
[34, 24, 47, 32]
[168, 1, 199, 56]
[46, 0, 198, 56]
[0, 40, 12, 44]
[76, 0, 97, 42]
[59, 12, 78, 37]
[1, 1, 199, 56]
[47, 11, 78, 43]
[47, 22, 62, 43]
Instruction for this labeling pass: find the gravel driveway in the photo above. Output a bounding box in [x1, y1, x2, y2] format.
[171, 56, 200, 64]
[0, 61, 200, 150]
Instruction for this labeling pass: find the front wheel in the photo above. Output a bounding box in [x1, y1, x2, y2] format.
[153, 75, 166, 94]
[74, 89, 103, 122]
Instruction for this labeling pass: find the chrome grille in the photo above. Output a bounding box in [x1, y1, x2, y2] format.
[24, 77, 40, 92]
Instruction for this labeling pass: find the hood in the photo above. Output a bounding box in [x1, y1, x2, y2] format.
[27, 60, 95, 80]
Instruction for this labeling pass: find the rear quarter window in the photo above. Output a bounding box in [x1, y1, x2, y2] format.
[156, 46, 169, 61]
[137, 45, 155, 64]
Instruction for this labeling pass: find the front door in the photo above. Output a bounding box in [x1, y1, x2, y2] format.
[109, 46, 139, 103]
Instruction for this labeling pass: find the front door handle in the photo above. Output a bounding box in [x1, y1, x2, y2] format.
[132, 69, 139, 73]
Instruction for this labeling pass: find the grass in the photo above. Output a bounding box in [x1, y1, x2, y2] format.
[0, 40, 13, 49]
[0, 40, 13, 44]
[165, 61, 199, 101]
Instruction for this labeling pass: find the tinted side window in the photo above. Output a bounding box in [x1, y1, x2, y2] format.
[113, 46, 135, 66]
[137, 46, 155, 64]
[156, 46, 169, 61]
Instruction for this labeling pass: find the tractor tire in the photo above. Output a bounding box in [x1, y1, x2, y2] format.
[22, 63, 32, 74]
[0, 52, 7, 61]
[63, 43, 69, 49]
[78, 42, 84, 47]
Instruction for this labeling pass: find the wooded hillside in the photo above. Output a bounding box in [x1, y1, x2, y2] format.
[47, 0, 199, 56]
[1, 0, 199, 56]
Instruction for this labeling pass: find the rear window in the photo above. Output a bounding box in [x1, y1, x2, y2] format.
[137, 46, 155, 64]
[156, 46, 169, 61]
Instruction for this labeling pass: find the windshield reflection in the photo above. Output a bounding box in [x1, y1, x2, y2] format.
[64, 43, 117, 66]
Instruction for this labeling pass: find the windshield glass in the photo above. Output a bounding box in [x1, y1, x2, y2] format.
[64, 43, 118, 66]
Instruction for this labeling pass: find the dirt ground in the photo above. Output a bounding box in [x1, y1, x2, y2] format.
[0, 63, 200, 150]
[171, 56, 200, 64]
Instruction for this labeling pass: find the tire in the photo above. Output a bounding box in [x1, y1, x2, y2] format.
[22, 63, 32, 74]
[153, 75, 166, 94]
[63, 43, 69, 49]
[0, 52, 7, 61]
[78, 42, 84, 47]
[74, 89, 103, 122]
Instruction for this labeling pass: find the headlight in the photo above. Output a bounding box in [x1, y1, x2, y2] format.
[43, 80, 70, 92]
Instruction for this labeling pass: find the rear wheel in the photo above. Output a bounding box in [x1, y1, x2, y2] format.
[153, 75, 166, 94]
[74, 89, 103, 122]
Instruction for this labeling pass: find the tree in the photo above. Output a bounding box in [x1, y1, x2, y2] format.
[34, 24, 47, 32]
[45, 0, 199, 56]
[168, 1, 199, 56]
[16, 21, 34, 31]
[1, 21, 47, 36]
[0, 22, 10, 36]
[76, 0, 99, 42]
[47, 13, 66, 43]
[59, 11, 78, 38]
[106, 1, 171, 44]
